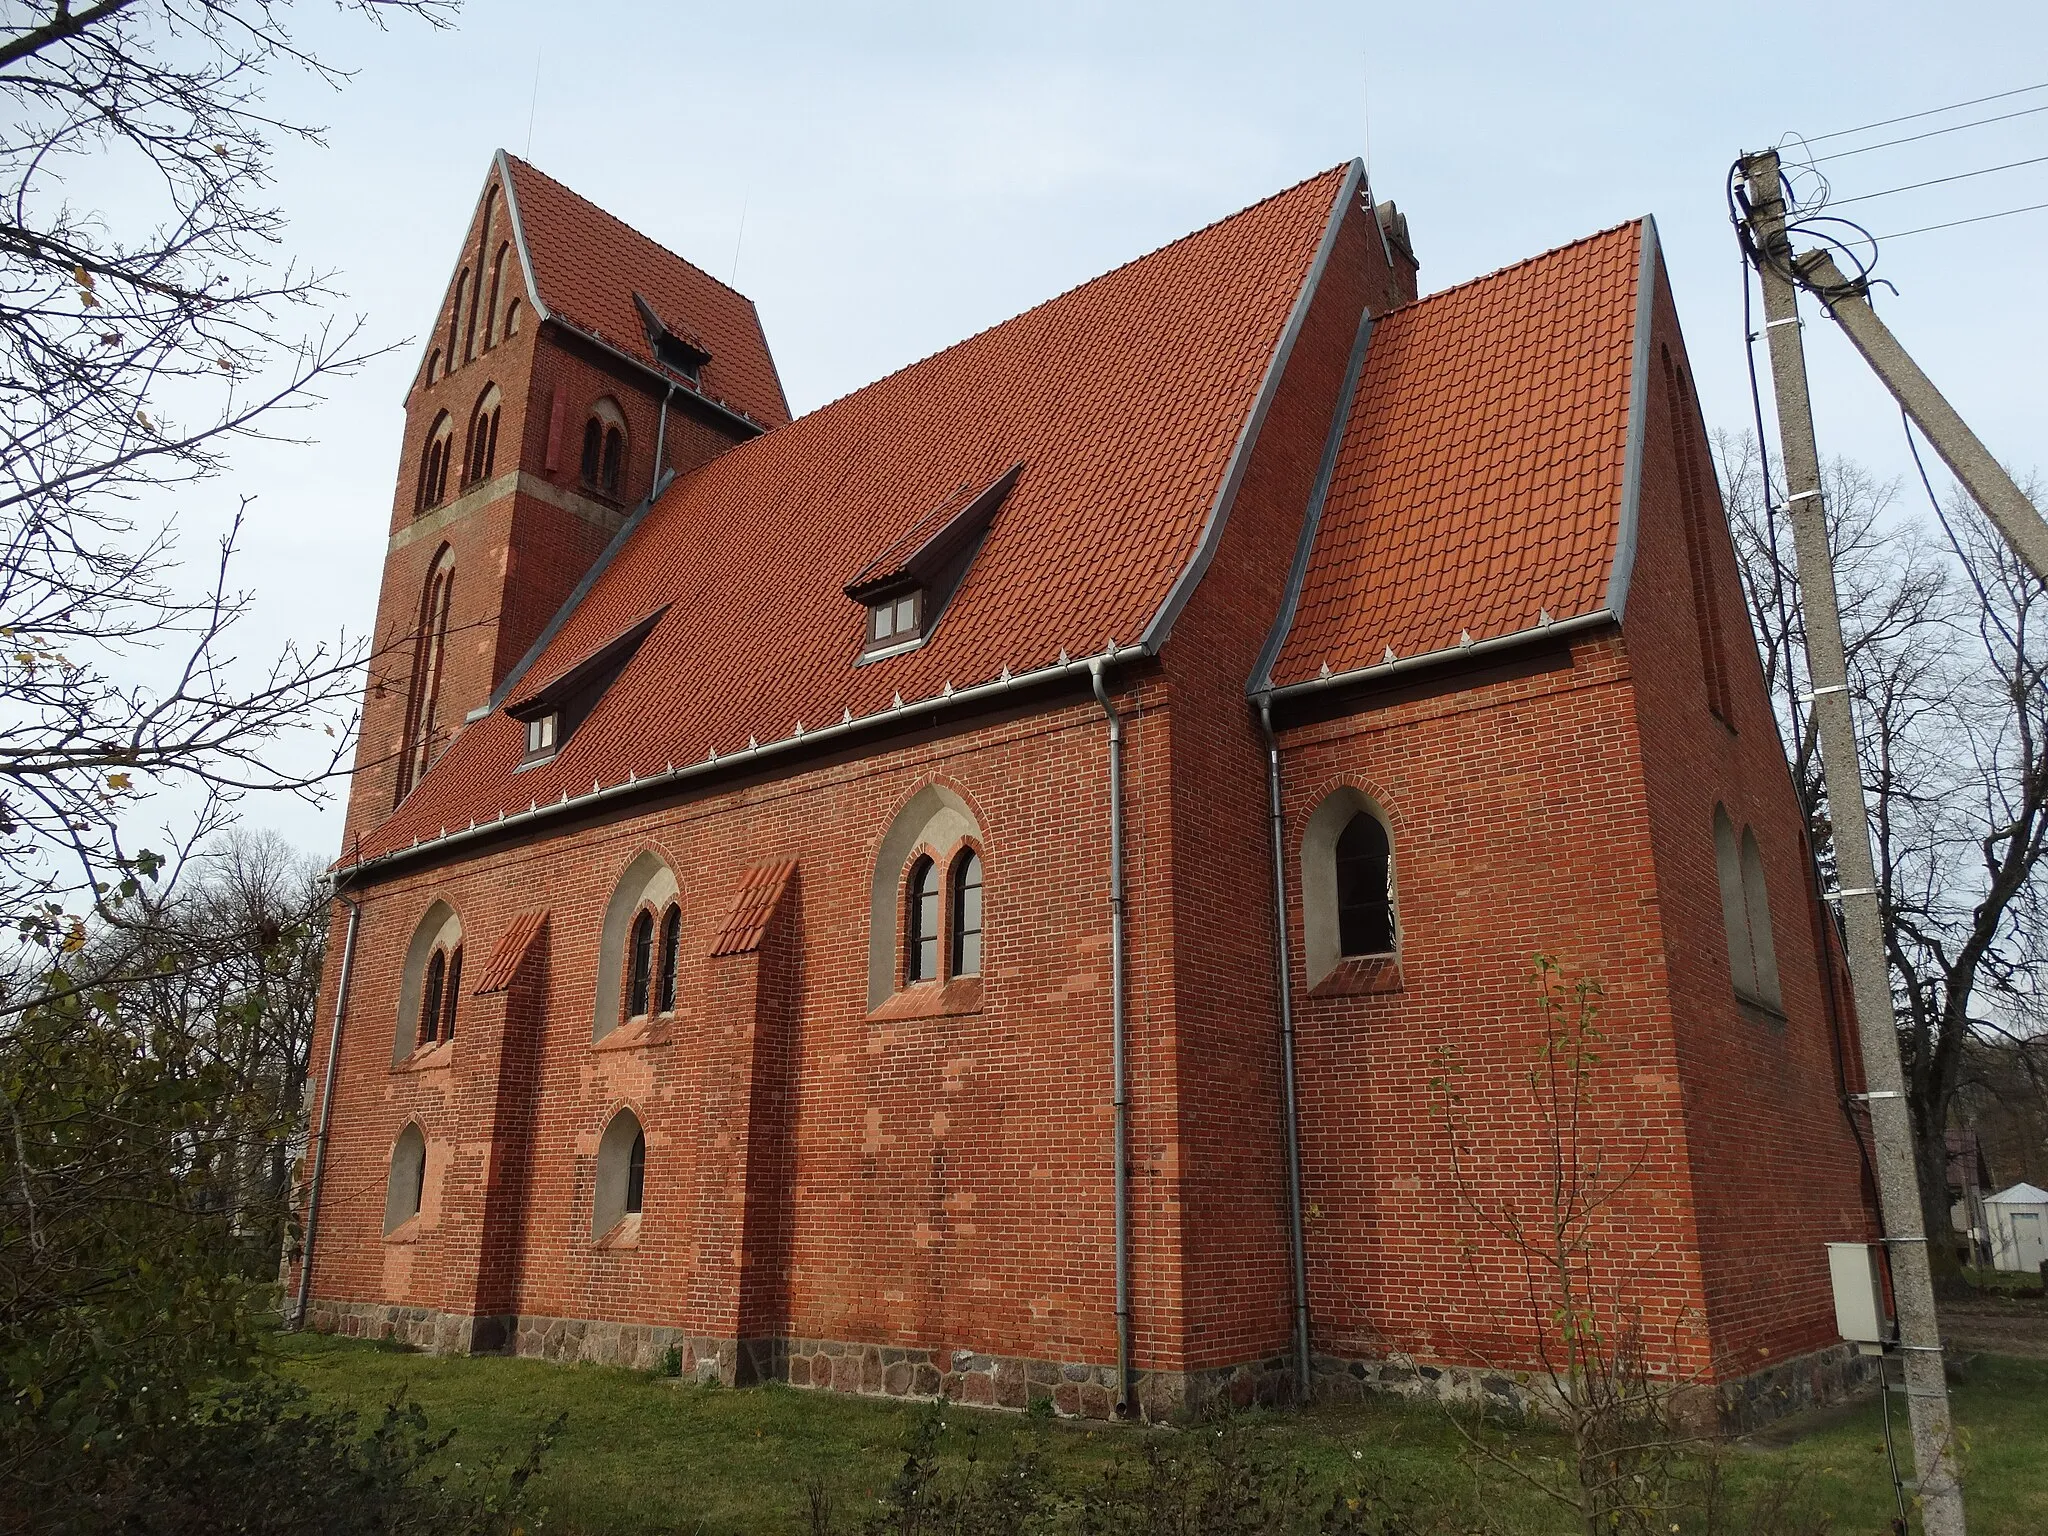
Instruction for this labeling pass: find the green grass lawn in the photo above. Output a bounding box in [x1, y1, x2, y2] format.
[270, 1331, 2048, 1535]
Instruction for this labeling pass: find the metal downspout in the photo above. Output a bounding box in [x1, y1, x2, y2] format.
[653, 384, 673, 483]
[1089, 658, 1135, 1418]
[1258, 699, 1313, 1403]
[292, 891, 362, 1329]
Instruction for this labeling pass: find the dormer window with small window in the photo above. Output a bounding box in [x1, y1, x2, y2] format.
[844, 463, 1021, 663]
[634, 292, 712, 384]
[505, 609, 664, 767]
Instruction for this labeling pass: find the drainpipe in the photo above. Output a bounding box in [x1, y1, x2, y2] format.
[653, 383, 674, 483]
[1257, 698, 1313, 1404]
[292, 889, 363, 1329]
[1089, 658, 1135, 1418]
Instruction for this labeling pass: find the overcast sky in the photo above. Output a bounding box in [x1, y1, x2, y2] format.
[179, 0, 2047, 857]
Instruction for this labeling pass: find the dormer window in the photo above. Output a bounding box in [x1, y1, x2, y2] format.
[844, 463, 1022, 663]
[524, 711, 559, 761]
[867, 588, 923, 651]
[633, 292, 712, 384]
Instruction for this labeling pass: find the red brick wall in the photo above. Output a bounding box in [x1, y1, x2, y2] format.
[1619, 264, 1878, 1374]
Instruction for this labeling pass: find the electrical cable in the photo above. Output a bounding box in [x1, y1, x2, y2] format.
[1825, 151, 2048, 208]
[1804, 80, 2048, 144]
[1872, 198, 2048, 242]
[1811, 100, 2048, 163]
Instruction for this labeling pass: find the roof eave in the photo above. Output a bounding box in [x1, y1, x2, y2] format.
[1255, 608, 1617, 711]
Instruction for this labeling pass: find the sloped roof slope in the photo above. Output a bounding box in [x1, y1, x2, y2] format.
[1269, 221, 1645, 688]
[502, 154, 790, 429]
[353, 165, 1355, 864]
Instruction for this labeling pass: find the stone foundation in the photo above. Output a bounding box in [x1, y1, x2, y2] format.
[300, 1301, 1872, 1431]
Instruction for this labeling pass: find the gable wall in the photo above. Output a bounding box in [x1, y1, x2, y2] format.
[1619, 265, 1879, 1372]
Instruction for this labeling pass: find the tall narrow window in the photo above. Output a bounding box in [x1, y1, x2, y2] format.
[425, 348, 441, 386]
[483, 242, 509, 351]
[950, 851, 983, 977]
[465, 386, 501, 487]
[447, 268, 468, 368]
[395, 546, 454, 805]
[905, 856, 939, 983]
[624, 1129, 646, 1215]
[657, 903, 681, 1014]
[1334, 813, 1395, 957]
[385, 1123, 428, 1234]
[418, 948, 446, 1047]
[440, 944, 463, 1041]
[580, 417, 602, 484]
[417, 412, 454, 513]
[505, 298, 521, 337]
[626, 909, 654, 1019]
[1739, 827, 1783, 1009]
[1663, 349, 1735, 725]
[601, 427, 623, 495]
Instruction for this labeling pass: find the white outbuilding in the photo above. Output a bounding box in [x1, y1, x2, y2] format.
[1985, 1182, 2048, 1273]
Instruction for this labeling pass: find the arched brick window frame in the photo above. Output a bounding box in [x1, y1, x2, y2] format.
[464, 384, 502, 487]
[393, 900, 463, 1064]
[868, 784, 986, 1007]
[446, 267, 468, 369]
[395, 544, 454, 804]
[424, 347, 441, 387]
[483, 241, 510, 351]
[384, 1120, 429, 1235]
[593, 1105, 646, 1239]
[1299, 785, 1399, 989]
[593, 850, 679, 1042]
[1714, 804, 1783, 1010]
[656, 902, 682, 1014]
[580, 396, 627, 499]
[416, 411, 454, 514]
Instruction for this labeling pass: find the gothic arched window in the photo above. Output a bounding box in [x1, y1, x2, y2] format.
[626, 908, 655, 1020]
[1334, 812, 1395, 958]
[465, 385, 502, 487]
[384, 1122, 427, 1234]
[395, 545, 454, 804]
[656, 902, 681, 1014]
[593, 1107, 645, 1237]
[950, 850, 983, 977]
[417, 412, 454, 513]
[905, 855, 940, 984]
[579, 398, 627, 498]
[484, 242, 509, 351]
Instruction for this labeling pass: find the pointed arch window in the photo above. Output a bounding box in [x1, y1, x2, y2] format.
[447, 268, 468, 369]
[504, 298, 521, 337]
[1334, 813, 1395, 958]
[1714, 805, 1782, 1011]
[416, 412, 454, 514]
[580, 398, 627, 498]
[950, 850, 983, 977]
[625, 1128, 646, 1215]
[593, 1108, 645, 1237]
[425, 348, 441, 387]
[656, 903, 681, 1014]
[465, 385, 502, 487]
[385, 1122, 427, 1234]
[905, 855, 940, 984]
[395, 545, 454, 804]
[414, 942, 462, 1046]
[626, 908, 655, 1020]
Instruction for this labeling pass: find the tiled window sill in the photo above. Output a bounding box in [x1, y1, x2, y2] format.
[1310, 955, 1403, 998]
[869, 976, 984, 1022]
[394, 1039, 455, 1073]
[595, 1213, 642, 1251]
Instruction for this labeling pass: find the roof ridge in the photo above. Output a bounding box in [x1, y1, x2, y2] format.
[500, 151, 762, 311]
[792, 162, 1357, 422]
[1379, 217, 1644, 319]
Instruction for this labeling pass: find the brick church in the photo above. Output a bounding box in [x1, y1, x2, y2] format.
[292, 151, 1880, 1422]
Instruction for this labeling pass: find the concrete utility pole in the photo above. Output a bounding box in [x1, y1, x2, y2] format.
[1738, 148, 1967, 1536]
[1793, 247, 2048, 585]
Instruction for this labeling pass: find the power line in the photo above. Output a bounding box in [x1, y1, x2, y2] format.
[1812, 101, 2048, 163]
[1806, 80, 2048, 144]
[1828, 152, 2048, 208]
[1872, 198, 2048, 241]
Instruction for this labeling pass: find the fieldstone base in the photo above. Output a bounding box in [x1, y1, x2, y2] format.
[1308, 1339, 1880, 1431]
[299, 1301, 1870, 1432]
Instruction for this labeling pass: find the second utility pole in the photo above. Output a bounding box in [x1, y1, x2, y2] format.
[1739, 148, 1965, 1536]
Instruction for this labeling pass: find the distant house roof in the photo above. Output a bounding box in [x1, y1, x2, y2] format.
[500, 152, 790, 430]
[1265, 221, 1647, 691]
[350, 164, 1359, 866]
[1987, 1182, 2048, 1206]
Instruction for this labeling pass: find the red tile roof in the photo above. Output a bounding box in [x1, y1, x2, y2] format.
[472, 909, 547, 994]
[501, 154, 790, 429]
[1269, 222, 1644, 688]
[351, 165, 1354, 864]
[711, 862, 798, 957]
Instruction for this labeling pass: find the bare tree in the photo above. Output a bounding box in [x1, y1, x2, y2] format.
[0, 0, 450, 967]
[1718, 430, 2048, 1275]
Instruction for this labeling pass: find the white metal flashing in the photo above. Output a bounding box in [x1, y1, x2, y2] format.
[1141, 159, 1367, 651]
[1604, 215, 1660, 622]
[1260, 608, 1615, 706]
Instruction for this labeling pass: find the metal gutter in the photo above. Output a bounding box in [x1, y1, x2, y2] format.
[1258, 699, 1312, 1402]
[546, 315, 767, 437]
[340, 643, 1152, 887]
[1605, 215, 1661, 622]
[1248, 303, 1376, 695]
[292, 891, 362, 1328]
[1089, 658, 1135, 1418]
[1142, 159, 1367, 650]
[1259, 608, 1616, 706]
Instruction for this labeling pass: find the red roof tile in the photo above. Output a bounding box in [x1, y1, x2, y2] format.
[711, 862, 798, 957]
[1269, 222, 1644, 688]
[502, 154, 790, 429]
[353, 166, 1354, 863]
[472, 909, 547, 994]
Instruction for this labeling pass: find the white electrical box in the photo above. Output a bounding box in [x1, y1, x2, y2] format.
[1827, 1242, 1890, 1345]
